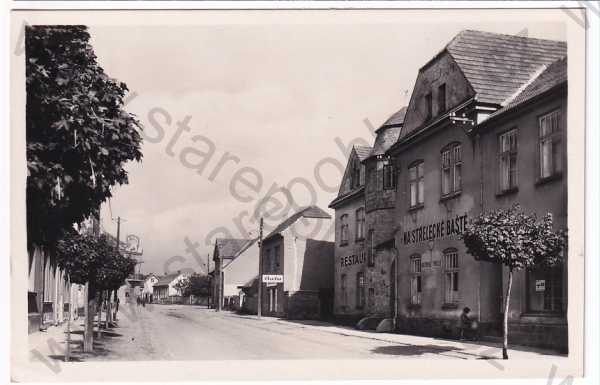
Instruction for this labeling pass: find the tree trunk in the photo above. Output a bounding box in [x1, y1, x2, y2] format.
[502, 268, 513, 360]
[96, 291, 103, 340]
[83, 283, 95, 353]
[113, 289, 119, 321]
[105, 290, 111, 329]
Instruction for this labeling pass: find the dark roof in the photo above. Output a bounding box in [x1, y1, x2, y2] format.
[446, 30, 566, 105]
[484, 57, 567, 123]
[380, 106, 407, 128]
[155, 272, 183, 287]
[223, 238, 258, 268]
[354, 145, 373, 162]
[215, 238, 249, 259]
[264, 206, 331, 241]
[369, 125, 402, 158]
[328, 186, 364, 209]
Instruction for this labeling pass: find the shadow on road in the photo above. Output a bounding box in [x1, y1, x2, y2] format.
[371, 344, 462, 356]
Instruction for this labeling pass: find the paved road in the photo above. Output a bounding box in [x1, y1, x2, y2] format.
[94, 303, 467, 360]
[83, 303, 562, 361]
[98, 303, 415, 360]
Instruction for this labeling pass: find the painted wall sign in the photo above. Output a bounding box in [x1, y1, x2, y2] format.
[535, 280, 546, 292]
[262, 274, 284, 284]
[403, 213, 468, 245]
[340, 253, 366, 268]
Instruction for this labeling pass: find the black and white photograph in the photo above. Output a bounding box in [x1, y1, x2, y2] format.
[5, 2, 597, 383]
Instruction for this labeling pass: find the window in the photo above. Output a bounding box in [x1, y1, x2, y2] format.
[498, 129, 518, 192]
[443, 249, 459, 304]
[264, 248, 272, 272]
[351, 160, 362, 189]
[441, 143, 462, 196]
[340, 274, 347, 307]
[527, 267, 563, 313]
[539, 110, 562, 179]
[274, 245, 280, 269]
[340, 214, 349, 245]
[355, 208, 365, 240]
[383, 161, 396, 190]
[437, 83, 446, 115]
[410, 255, 422, 305]
[367, 229, 375, 267]
[409, 162, 425, 207]
[425, 92, 433, 120]
[356, 272, 365, 309]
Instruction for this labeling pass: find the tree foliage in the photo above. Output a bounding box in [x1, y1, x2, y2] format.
[188, 274, 211, 297]
[26, 26, 143, 246]
[173, 274, 210, 297]
[56, 231, 137, 292]
[462, 204, 566, 271]
[173, 277, 191, 297]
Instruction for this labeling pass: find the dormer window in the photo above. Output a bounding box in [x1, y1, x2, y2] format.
[425, 92, 433, 120]
[438, 83, 446, 115]
[351, 160, 361, 189]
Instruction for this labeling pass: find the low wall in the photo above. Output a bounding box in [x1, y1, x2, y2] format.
[286, 291, 320, 320]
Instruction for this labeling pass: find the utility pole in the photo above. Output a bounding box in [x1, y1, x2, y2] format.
[116, 216, 121, 251]
[257, 217, 263, 319]
[207, 253, 211, 309]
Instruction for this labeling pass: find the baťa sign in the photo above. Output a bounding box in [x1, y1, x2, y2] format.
[403, 213, 469, 245]
[262, 274, 284, 284]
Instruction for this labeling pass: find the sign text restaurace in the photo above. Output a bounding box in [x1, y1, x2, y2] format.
[403, 213, 468, 246]
[340, 253, 366, 268]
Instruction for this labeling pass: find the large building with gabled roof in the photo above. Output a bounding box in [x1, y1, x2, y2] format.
[384, 29, 568, 351]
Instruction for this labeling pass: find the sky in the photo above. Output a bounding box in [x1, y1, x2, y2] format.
[85, 12, 566, 275]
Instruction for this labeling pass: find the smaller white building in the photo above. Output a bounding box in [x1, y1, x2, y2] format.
[142, 273, 159, 302]
[153, 271, 189, 303]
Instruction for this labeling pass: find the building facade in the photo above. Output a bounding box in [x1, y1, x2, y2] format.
[329, 30, 569, 351]
[258, 206, 335, 320]
[329, 146, 370, 324]
[153, 271, 189, 303]
[212, 238, 253, 311]
[386, 30, 567, 349]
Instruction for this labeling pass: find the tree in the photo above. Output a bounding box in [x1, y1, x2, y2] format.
[56, 231, 137, 352]
[174, 277, 191, 297]
[188, 274, 211, 297]
[462, 205, 566, 359]
[26, 26, 143, 247]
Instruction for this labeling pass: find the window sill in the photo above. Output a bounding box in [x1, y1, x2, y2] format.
[440, 190, 462, 202]
[441, 303, 459, 310]
[407, 303, 421, 310]
[408, 203, 424, 212]
[496, 187, 519, 198]
[535, 173, 563, 186]
[355, 237, 365, 242]
[339, 242, 349, 247]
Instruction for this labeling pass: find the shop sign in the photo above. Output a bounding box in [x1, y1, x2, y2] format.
[340, 253, 366, 268]
[262, 274, 284, 284]
[535, 280, 546, 292]
[403, 213, 469, 245]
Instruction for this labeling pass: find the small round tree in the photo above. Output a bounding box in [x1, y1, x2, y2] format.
[56, 231, 137, 352]
[462, 204, 566, 359]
